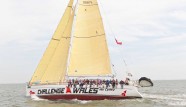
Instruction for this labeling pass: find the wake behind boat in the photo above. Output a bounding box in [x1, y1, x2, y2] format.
[26, 0, 142, 100]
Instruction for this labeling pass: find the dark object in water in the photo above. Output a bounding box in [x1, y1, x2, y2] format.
[139, 77, 153, 87]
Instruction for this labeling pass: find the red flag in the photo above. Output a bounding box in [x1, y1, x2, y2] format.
[115, 38, 122, 45]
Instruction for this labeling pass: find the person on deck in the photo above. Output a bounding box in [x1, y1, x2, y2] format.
[106, 80, 110, 89]
[112, 79, 116, 89]
[119, 80, 125, 89]
[125, 78, 129, 85]
[74, 79, 78, 88]
[90, 80, 93, 88]
[109, 79, 112, 85]
[96, 79, 99, 87]
[116, 79, 118, 88]
[68, 79, 72, 87]
[72, 79, 75, 87]
[79, 81, 84, 88]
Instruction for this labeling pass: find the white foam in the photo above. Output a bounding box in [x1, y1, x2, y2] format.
[31, 95, 45, 101]
[79, 100, 92, 104]
[71, 99, 92, 104]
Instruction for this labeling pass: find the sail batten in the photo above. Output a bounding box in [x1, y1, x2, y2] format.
[73, 33, 105, 38]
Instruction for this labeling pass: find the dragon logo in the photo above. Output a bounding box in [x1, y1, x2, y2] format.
[121, 90, 127, 96]
[29, 91, 35, 95]
[66, 87, 71, 93]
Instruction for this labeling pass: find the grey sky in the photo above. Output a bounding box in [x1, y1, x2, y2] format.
[0, 0, 186, 84]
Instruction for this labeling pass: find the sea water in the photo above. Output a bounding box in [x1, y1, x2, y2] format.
[0, 80, 186, 107]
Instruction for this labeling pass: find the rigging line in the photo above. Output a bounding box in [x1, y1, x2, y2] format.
[98, 0, 120, 74]
[39, 4, 74, 83]
[98, 1, 116, 38]
[99, 0, 129, 72]
[115, 39, 130, 74]
[117, 45, 128, 67]
[117, 45, 133, 78]
[112, 64, 117, 76]
[99, 1, 117, 75]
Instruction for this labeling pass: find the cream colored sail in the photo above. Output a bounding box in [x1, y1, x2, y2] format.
[30, 0, 74, 84]
[68, 0, 112, 76]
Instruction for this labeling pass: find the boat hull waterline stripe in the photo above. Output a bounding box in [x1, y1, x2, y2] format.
[38, 94, 142, 100]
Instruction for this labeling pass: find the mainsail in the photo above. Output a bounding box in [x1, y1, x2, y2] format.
[68, 0, 112, 76]
[30, 0, 112, 84]
[30, 0, 74, 84]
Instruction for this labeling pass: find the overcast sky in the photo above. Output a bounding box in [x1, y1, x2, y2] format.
[0, 0, 186, 84]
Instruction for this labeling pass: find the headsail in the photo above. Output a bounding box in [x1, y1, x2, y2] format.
[30, 0, 74, 84]
[68, 0, 112, 76]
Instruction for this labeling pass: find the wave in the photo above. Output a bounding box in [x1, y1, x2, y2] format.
[30, 95, 92, 104]
[29, 93, 186, 106]
[142, 93, 186, 106]
[168, 101, 186, 106]
[143, 93, 186, 100]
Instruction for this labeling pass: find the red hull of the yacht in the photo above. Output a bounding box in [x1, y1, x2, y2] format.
[38, 94, 142, 100]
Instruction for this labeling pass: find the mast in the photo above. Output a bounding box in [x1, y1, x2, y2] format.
[64, 0, 79, 81]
